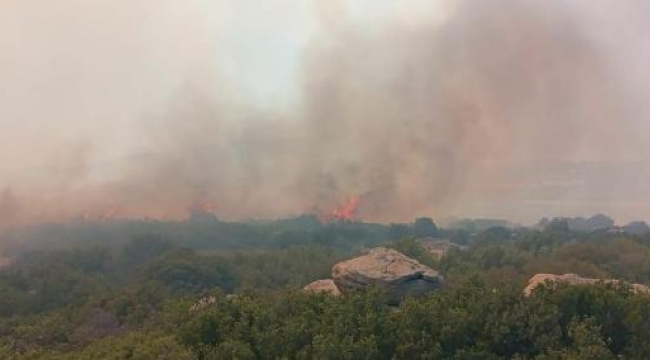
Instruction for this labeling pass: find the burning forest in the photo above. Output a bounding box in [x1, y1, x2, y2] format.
[325, 196, 362, 223]
[3, 2, 650, 359]
[1, 0, 650, 227]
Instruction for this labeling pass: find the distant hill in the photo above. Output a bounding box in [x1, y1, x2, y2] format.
[536, 214, 614, 232]
[446, 218, 515, 232]
[622, 221, 650, 235]
[567, 214, 615, 232]
[536, 214, 649, 235]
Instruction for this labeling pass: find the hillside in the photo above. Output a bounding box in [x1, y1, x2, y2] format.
[2, 217, 650, 358]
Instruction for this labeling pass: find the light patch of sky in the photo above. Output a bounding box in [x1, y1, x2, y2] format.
[346, 0, 454, 28]
[202, 0, 452, 111]
[202, 1, 316, 110]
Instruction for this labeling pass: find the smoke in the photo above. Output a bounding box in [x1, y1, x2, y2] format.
[290, 0, 633, 222]
[1, 0, 648, 225]
[0, 188, 19, 226]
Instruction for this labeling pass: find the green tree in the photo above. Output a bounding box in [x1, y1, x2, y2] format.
[413, 218, 439, 238]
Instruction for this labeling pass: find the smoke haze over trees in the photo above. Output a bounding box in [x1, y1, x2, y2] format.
[4, 2, 650, 358]
[1, 1, 650, 226]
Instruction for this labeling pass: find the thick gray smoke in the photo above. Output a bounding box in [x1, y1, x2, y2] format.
[1, 0, 647, 224]
[120, 0, 631, 222]
[294, 0, 625, 221]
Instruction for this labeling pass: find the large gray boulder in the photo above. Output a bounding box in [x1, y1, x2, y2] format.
[332, 247, 443, 304]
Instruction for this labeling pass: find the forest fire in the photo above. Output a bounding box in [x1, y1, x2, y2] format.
[79, 205, 121, 222]
[188, 200, 216, 215]
[188, 200, 218, 221]
[328, 196, 361, 222]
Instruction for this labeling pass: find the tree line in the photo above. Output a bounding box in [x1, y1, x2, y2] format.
[1, 217, 650, 358]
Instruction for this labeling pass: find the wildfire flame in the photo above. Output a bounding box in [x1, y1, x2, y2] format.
[188, 200, 216, 215]
[104, 205, 120, 220]
[190, 201, 214, 213]
[328, 196, 361, 222]
[79, 205, 121, 222]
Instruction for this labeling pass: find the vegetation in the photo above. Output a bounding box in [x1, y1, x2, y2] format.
[1, 217, 650, 358]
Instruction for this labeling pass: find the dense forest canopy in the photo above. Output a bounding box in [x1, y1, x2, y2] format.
[1, 216, 650, 359]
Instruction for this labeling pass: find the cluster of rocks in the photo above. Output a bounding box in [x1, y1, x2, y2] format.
[304, 247, 444, 305]
[523, 273, 650, 296]
[189, 294, 239, 313]
[189, 296, 217, 313]
[191, 251, 650, 312]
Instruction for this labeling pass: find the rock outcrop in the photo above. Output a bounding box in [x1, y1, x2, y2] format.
[189, 296, 217, 313]
[189, 294, 238, 312]
[332, 247, 443, 304]
[303, 279, 341, 295]
[524, 273, 650, 296]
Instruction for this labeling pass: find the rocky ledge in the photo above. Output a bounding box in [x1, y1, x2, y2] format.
[331, 247, 443, 305]
[524, 273, 650, 296]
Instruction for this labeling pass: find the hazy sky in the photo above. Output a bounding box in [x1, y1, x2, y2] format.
[1, 1, 650, 224]
[0, 1, 450, 171]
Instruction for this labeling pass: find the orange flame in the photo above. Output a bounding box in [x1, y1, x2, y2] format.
[329, 196, 361, 222]
[188, 200, 217, 215]
[79, 205, 122, 222]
